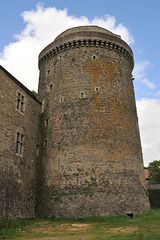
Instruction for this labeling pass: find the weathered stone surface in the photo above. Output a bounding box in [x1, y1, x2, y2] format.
[37, 26, 150, 218]
[0, 66, 41, 218]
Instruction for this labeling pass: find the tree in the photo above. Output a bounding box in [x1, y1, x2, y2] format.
[148, 160, 160, 184]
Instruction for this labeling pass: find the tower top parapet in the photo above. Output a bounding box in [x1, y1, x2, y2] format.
[54, 25, 121, 41]
[38, 25, 133, 69]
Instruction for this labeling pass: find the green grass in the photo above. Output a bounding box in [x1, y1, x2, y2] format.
[0, 208, 160, 240]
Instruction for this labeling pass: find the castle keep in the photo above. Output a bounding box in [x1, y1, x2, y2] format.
[0, 26, 150, 218]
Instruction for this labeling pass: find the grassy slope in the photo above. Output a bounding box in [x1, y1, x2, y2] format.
[0, 208, 160, 240]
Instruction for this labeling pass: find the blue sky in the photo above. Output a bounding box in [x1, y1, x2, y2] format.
[1, 0, 160, 166]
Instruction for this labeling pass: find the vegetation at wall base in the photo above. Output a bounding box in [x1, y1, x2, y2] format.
[148, 189, 160, 208]
[148, 160, 160, 184]
[0, 208, 160, 240]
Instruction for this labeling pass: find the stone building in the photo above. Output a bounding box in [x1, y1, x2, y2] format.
[0, 26, 150, 218]
[0, 66, 41, 217]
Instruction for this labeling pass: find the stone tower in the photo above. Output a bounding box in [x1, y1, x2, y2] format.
[37, 26, 150, 218]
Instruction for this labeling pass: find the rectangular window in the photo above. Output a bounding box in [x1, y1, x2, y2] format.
[44, 140, 47, 147]
[20, 134, 24, 155]
[36, 144, 40, 156]
[80, 91, 86, 99]
[49, 83, 53, 91]
[16, 92, 25, 113]
[16, 132, 20, 153]
[17, 92, 21, 110]
[21, 95, 24, 112]
[16, 132, 24, 156]
[45, 119, 48, 127]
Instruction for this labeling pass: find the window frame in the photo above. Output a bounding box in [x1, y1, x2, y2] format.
[16, 131, 25, 156]
[79, 91, 86, 99]
[16, 91, 25, 114]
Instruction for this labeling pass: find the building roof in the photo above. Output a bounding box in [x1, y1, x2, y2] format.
[144, 169, 149, 180]
[55, 25, 121, 41]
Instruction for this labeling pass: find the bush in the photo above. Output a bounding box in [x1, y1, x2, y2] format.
[148, 189, 160, 208]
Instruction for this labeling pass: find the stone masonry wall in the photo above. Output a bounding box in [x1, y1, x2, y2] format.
[0, 66, 41, 218]
[37, 26, 150, 218]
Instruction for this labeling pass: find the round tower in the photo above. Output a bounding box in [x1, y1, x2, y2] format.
[38, 26, 150, 218]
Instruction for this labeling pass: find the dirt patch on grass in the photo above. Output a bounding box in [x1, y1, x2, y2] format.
[60, 223, 90, 232]
[31, 223, 90, 234]
[31, 226, 56, 234]
[111, 226, 139, 233]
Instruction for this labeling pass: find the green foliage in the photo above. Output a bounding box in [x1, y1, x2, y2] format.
[148, 160, 160, 184]
[0, 218, 35, 239]
[148, 189, 160, 208]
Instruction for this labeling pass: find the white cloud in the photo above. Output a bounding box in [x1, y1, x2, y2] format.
[155, 91, 160, 97]
[137, 98, 160, 166]
[141, 78, 156, 90]
[133, 60, 150, 79]
[133, 61, 156, 90]
[0, 4, 134, 91]
[89, 15, 134, 45]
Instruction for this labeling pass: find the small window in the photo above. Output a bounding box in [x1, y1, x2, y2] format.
[59, 96, 64, 103]
[16, 132, 25, 156]
[45, 119, 48, 127]
[36, 144, 40, 157]
[94, 86, 100, 92]
[81, 92, 84, 98]
[44, 140, 47, 147]
[49, 83, 53, 91]
[16, 92, 25, 113]
[80, 91, 86, 99]
[47, 70, 50, 75]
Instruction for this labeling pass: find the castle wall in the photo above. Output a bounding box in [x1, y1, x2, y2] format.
[0, 66, 41, 218]
[37, 26, 150, 218]
[0, 26, 150, 219]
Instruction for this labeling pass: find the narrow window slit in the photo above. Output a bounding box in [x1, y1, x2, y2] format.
[80, 91, 86, 99]
[36, 144, 40, 156]
[44, 140, 48, 147]
[81, 92, 84, 98]
[59, 96, 64, 103]
[45, 119, 48, 126]
[94, 86, 100, 92]
[49, 83, 53, 90]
